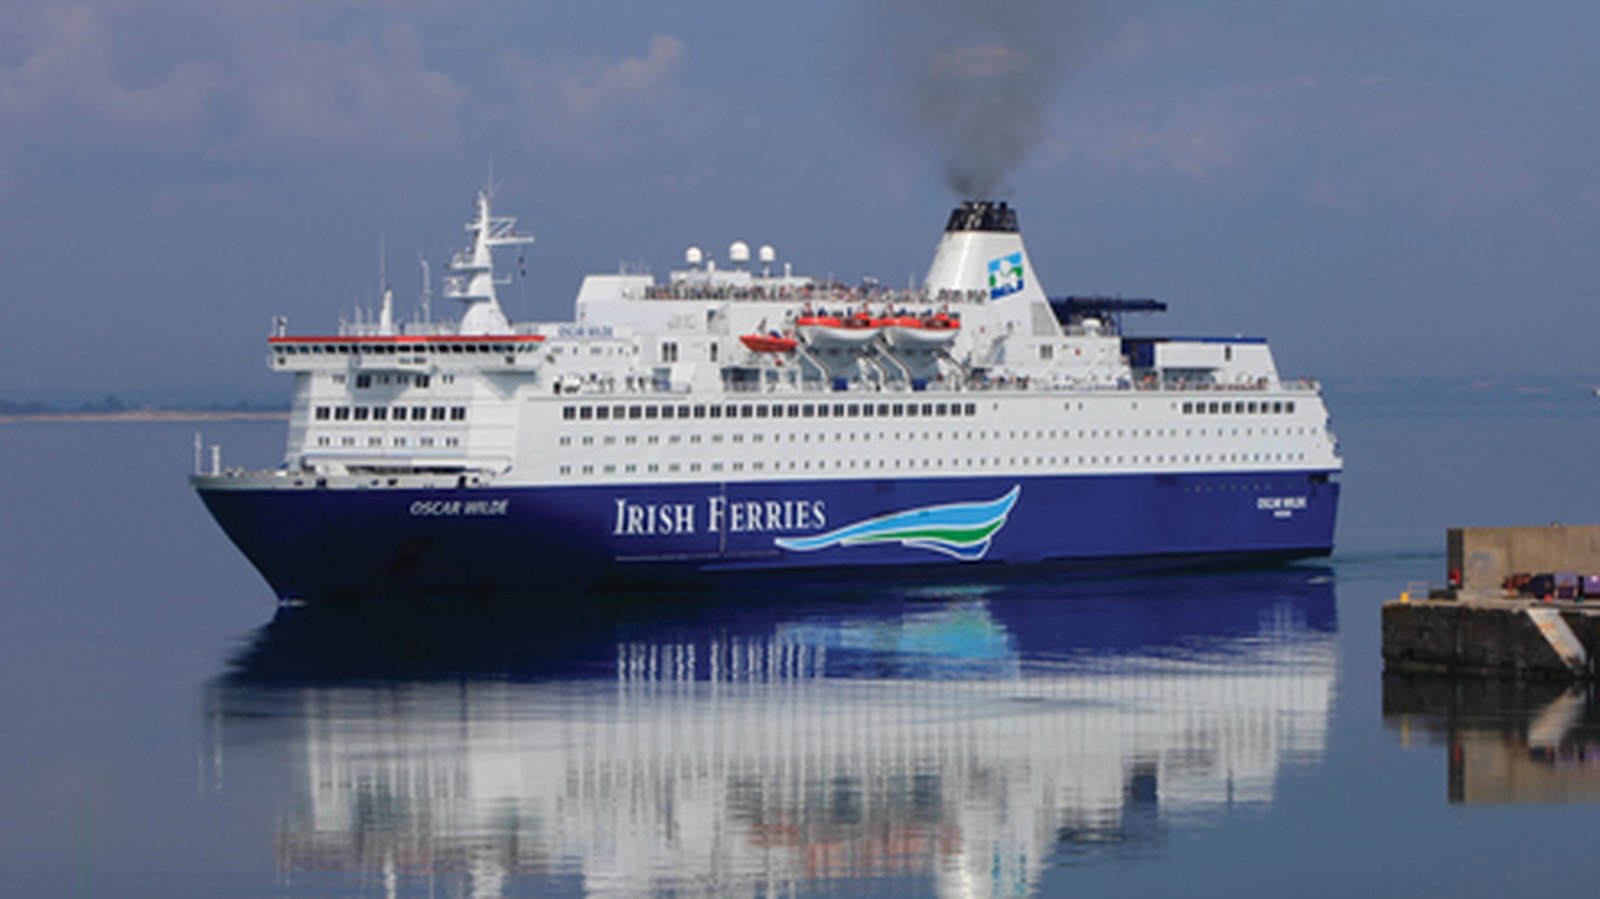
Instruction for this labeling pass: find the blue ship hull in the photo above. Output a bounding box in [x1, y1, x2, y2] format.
[197, 469, 1338, 601]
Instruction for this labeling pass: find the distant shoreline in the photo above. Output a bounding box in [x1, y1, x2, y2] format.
[0, 410, 289, 424]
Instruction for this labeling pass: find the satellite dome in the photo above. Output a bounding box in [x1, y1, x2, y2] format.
[728, 241, 751, 264]
[685, 246, 704, 267]
[758, 244, 776, 264]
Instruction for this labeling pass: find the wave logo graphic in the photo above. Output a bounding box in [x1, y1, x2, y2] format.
[987, 252, 1024, 299]
[774, 487, 1020, 561]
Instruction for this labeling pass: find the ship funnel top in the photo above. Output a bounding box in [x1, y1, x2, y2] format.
[924, 199, 1043, 307]
[945, 200, 1018, 234]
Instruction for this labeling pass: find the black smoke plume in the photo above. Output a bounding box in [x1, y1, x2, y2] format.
[837, 0, 1097, 199]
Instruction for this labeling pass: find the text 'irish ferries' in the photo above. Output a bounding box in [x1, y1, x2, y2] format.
[613, 496, 826, 537]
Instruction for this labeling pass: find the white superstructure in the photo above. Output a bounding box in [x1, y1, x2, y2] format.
[256, 195, 1339, 490]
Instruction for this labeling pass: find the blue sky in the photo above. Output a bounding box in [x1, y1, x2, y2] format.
[1, 0, 1596, 396]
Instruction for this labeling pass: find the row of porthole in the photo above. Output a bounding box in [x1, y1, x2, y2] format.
[562, 400, 980, 422]
[557, 426, 1317, 447]
[554, 451, 1309, 477]
[1182, 399, 1295, 415]
[314, 405, 466, 422]
[314, 435, 460, 448]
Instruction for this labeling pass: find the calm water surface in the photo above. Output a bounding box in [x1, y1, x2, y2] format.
[2, 397, 1598, 897]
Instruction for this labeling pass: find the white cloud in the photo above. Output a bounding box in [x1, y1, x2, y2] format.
[500, 34, 688, 156]
[0, 2, 470, 164]
[231, 23, 466, 159]
[0, 4, 223, 145]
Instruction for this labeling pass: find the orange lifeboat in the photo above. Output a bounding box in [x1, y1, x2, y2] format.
[883, 312, 960, 348]
[740, 333, 799, 353]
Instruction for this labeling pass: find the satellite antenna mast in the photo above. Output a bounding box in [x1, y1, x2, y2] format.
[419, 255, 432, 325]
[378, 235, 394, 334]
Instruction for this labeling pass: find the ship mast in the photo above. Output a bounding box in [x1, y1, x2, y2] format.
[445, 190, 534, 334]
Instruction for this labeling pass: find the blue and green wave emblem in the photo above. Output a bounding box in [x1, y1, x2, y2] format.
[774, 487, 1020, 561]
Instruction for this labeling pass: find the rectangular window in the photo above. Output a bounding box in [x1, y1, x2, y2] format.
[645, 406, 658, 419]
[1182, 402, 1193, 414]
[562, 406, 575, 420]
[314, 406, 330, 420]
[596, 406, 609, 420]
[355, 374, 371, 389]
[372, 407, 387, 421]
[450, 407, 466, 421]
[756, 405, 769, 418]
[847, 403, 860, 417]
[334, 407, 350, 421]
[740, 405, 754, 418]
[833, 404, 846, 417]
[413, 406, 427, 420]
[353, 407, 369, 421]
[710, 405, 722, 419]
[415, 374, 430, 389]
[694, 405, 706, 419]
[935, 403, 948, 416]
[964, 403, 976, 416]
[431, 407, 447, 421]
[906, 404, 919, 418]
[579, 406, 593, 420]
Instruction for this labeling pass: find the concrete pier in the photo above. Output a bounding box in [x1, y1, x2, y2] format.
[1383, 525, 1600, 680]
[1383, 600, 1599, 680]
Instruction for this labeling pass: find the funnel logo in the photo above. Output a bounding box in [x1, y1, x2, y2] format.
[987, 252, 1024, 299]
[774, 487, 1020, 561]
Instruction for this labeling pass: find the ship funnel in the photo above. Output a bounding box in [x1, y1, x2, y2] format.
[923, 200, 1043, 304]
[944, 200, 1018, 234]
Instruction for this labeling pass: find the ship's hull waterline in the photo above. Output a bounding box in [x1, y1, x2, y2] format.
[198, 469, 1337, 601]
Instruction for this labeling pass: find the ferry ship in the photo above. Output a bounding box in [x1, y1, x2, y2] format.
[193, 191, 1342, 600]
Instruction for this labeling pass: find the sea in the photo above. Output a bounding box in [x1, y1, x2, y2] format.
[2, 381, 1597, 897]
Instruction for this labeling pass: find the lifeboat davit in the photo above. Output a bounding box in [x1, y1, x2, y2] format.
[740, 333, 799, 353]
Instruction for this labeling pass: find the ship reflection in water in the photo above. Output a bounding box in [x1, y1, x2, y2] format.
[207, 570, 1337, 897]
[1384, 675, 1600, 805]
